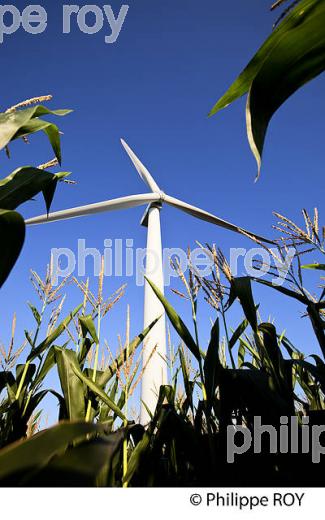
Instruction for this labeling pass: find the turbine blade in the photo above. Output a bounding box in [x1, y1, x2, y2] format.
[121, 139, 161, 193]
[164, 195, 273, 244]
[25, 193, 160, 226]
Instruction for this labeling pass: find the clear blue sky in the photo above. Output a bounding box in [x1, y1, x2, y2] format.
[0, 0, 324, 413]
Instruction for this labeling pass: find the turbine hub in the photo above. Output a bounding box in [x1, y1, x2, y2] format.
[158, 190, 166, 203]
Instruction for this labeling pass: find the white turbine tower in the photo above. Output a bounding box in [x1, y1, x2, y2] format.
[26, 139, 270, 423]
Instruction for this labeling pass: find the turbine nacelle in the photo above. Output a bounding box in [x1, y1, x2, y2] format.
[139, 191, 166, 227]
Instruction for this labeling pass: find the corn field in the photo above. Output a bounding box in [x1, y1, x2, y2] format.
[0, 0, 324, 487]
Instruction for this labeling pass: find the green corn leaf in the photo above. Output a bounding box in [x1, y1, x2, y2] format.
[204, 318, 222, 405]
[309, 354, 325, 368]
[301, 263, 325, 271]
[0, 105, 71, 153]
[54, 348, 86, 421]
[54, 351, 126, 421]
[247, 0, 325, 179]
[12, 119, 63, 164]
[290, 358, 325, 394]
[49, 389, 68, 420]
[42, 172, 71, 215]
[22, 389, 49, 422]
[229, 318, 249, 350]
[258, 323, 288, 389]
[0, 421, 107, 484]
[145, 277, 201, 361]
[209, 0, 318, 116]
[209, 0, 325, 179]
[122, 430, 151, 485]
[27, 302, 41, 325]
[228, 277, 258, 332]
[280, 335, 301, 358]
[239, 337, 261, 365]
[79, 315, 99, 344]
[24, 330, 34, 347]
[252, 277, 308, 304]
[154, 384, 175, 410]
[39, 429, 125, 487]
[238, 341, 246, 367]
[69, 361, 126, 421]
[78, 338, 93, 369]
[0, 209, 25, 288]
[43, 123, 62, 165]
[179, 348, 194, 412]
[0, 372, 15, 394]
[0, 167, 69, 213]
[12, 118, 53, 139]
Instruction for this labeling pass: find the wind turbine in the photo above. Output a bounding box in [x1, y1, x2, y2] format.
[26, 139, 271, 423]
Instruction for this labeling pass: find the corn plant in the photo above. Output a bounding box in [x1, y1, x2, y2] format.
[0, 264, 81, 447]
[0, 95, 72, 287]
